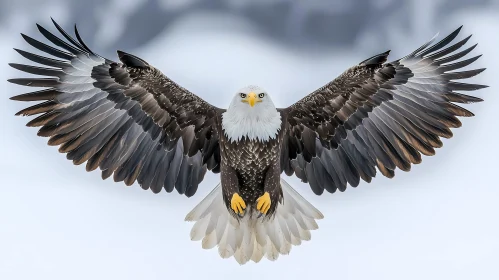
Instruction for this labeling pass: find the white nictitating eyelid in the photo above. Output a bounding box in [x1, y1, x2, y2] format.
[258, 93, 265, 98]
[240, 93, 247, 98]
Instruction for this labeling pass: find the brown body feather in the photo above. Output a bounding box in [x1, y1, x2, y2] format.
[218, 116, 286, 218]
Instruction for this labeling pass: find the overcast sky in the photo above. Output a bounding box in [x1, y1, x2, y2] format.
[1, 1, 498, 280]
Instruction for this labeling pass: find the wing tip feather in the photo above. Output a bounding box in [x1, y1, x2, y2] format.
[117, 50, 149, 68]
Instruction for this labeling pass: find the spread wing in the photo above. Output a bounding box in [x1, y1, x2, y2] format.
[9, 19, 223, 197]
[279, 26, 487, 195]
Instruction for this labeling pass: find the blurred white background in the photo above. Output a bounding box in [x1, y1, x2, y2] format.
[0, 0, 498, 279]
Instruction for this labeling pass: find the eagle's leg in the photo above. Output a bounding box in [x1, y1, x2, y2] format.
[256, 192, 271, 214]
[221, 164, 246, 216]
[257, 163, 281, 216]
[231, 193, 246, 215]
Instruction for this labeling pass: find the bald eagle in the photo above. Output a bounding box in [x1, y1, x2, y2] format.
[9, 19, 487, 264]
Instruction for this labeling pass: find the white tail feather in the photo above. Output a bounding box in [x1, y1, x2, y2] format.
[185, 178, 323, 265]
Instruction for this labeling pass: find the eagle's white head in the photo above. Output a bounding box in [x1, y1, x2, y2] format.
[222, 85, 282, 142]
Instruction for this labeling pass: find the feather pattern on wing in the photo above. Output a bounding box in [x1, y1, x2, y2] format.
[9, 19, 224, 196]
[279, 26, 487, 194]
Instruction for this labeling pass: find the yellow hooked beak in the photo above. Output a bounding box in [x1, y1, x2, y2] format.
[243, 92, 261, 107]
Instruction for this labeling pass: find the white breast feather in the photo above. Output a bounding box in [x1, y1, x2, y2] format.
[221, 108, 281, 142]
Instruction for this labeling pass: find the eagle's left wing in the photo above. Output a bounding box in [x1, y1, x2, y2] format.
[9, 19, 223, 197]
[278, 26, 487, 195]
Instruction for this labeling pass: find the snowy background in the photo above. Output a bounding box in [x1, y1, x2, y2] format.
[0, 0, 498, 279]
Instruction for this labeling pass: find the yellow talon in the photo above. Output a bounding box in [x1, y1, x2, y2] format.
[231, 193, 246, 214]
[256, 192, 271, 214]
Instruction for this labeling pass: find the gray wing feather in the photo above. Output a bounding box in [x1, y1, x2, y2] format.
[9, 19, 221, 197]
[280, 26, 487, 195]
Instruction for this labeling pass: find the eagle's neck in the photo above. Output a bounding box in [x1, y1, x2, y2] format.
[221, 108, 281, 143]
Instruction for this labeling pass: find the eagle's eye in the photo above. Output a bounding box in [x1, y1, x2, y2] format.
[258, 93, 265, 98]
[240, 93, 247, 98]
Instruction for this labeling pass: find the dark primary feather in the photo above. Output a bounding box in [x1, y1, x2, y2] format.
[280, 26, 487, 195]
[9, 19, 223, 197]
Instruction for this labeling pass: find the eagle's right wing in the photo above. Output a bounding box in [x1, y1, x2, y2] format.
[9, 19, 223, 197]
